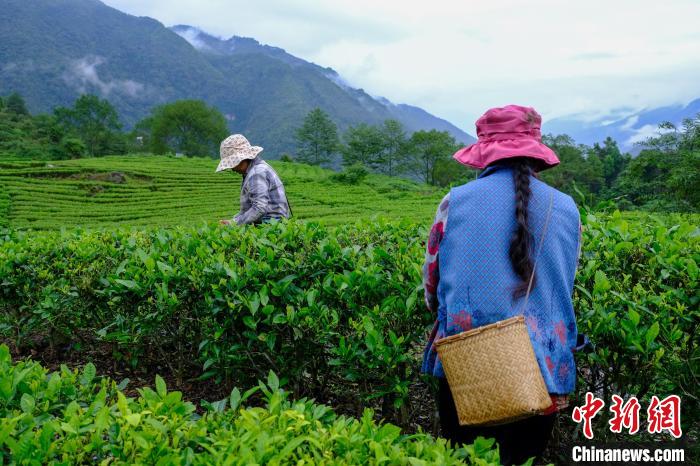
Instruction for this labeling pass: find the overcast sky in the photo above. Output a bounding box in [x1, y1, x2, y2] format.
[103, 0, 700, 130]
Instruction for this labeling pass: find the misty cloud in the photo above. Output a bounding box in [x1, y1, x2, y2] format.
[173, 26, 212, 51]
[620, 115, 640, 131]
[63, 56, 144, 97]
[625, 124, 670, 146]
[102, 0, 700, 126]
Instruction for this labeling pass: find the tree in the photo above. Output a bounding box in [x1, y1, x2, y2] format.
[341, 123, 386, 170]
[589, 137, 630, 188]
[54, 94, 123, 156]
[406, 130, 458, 185]
[295, 108, 339, 165]
[378, 119, 409, 177]
[540, 134, 604, 201]
[57, 137, 87, 159]
[678, 114, 700, 151]
[140, 100, 228, 157]
[432, 156, 475, 187]
[0, 94, 70, 159]
[5, 93, 29, 116]
[613, 116, 700, 211]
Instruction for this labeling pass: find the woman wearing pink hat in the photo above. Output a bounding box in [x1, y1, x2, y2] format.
[421, 105, 583, 465]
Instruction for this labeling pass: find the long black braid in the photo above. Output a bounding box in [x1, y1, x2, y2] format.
[508, 160, 536, 298]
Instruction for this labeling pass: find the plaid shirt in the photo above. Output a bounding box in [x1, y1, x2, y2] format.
[233, 157, 290, 225]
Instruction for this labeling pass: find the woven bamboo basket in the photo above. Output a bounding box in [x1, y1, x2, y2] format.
[434, 315, 551, 426]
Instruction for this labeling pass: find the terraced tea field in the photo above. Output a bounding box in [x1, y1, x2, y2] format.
[0, 155, 447, 230]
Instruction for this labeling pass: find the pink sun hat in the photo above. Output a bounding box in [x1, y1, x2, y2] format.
[453, 105, 560, 170]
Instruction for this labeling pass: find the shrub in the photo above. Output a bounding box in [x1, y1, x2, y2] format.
[0, 345, 499, 465]
[330, 164, 369, 184]
[0, 213, 697, 446]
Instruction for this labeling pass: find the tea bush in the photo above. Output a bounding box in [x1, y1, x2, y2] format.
[0, 155, 444, 229]
[0, 181, 9, 229]
[571, 210, 699, 443]
[0, 220, 429, 424]
[0, 345, 501, 465]
[0, 212, 698, 443]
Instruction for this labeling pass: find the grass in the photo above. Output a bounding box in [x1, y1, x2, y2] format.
[0, 155, 447, 230]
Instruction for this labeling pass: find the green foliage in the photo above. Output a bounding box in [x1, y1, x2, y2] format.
[4, 93, 28, 116]
[1, 212, 698, 446]
[341, 123, 387, 170]
[57, 137, 87, 160]
[138, 100, 228, 157]
[54, 94, 124, 157]
[0, 90, 695, 212]
[330, 163, 369, 184]
[0, 347, 488, 465]
[295, 108, 339, 166]
[378, 119, 410, 177]
[0, 220, 433, 424]
[0, 0, 472, 155]
[610, 115, 700, 212]
[407, 129, 460, 186]
[339, 119, 413, 178]
[589, 137, 630, 188]
[613, 149, 699, 211]
[0, 182, 8, 229]
[540, 134, 605, 200]
[0, 155, 444, 230]
[542, 118, 700, 212]
[0, 96, 66, 160]
[571, 209, 699, 443]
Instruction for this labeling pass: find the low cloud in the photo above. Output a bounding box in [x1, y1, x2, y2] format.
[620, 115, 640, 131]
[103, 0, 700, 126]
[625, 124, 666, 145]
[173, 26, 213, 51]
[63, 56, 144, 97]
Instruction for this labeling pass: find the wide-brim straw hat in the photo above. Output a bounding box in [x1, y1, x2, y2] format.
[215, 134, 263, 172]
[453, 105, 559, 170]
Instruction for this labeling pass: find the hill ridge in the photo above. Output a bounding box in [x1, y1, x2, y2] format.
[0, 0, 475, 156]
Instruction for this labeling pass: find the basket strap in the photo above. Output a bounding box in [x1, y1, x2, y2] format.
[519, 190, 555, 314]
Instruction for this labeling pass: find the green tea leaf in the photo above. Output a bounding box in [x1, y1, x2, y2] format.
[20, 393, 35, 413]
[155, 375, 167, 397]
[646, 322, 660, 347]
[229, 387, 242, 411]
[267, 371, 280, 392]
[81, 362, 96, 386]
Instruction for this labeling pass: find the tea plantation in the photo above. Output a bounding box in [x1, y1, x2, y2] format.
[1, 346, 504, 465]
[1, 155, 698, 464]
[0, 155, 445, 229]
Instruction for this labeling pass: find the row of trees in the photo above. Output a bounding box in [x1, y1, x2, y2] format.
[0, 93, 227, 160]
[2, 93, 697, 211]
[294, 107, 699, 211]
[537, 119, 699, 211]
[295, 108, 469, 185]
[612, 118, 699, 211]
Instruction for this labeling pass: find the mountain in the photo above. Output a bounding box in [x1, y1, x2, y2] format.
[543, 99, 700, 153]
[168, 26, 475, 151]
[0, 0, 475, 156]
